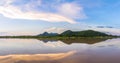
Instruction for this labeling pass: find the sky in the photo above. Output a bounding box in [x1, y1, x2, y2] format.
[0, 0, 120, 36]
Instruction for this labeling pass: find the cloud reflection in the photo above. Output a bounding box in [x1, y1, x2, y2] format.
[0, 51, 76, 63]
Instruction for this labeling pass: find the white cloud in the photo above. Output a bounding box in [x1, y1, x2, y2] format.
[0, 27, 66, 36]
[0, 31, 38, 36]
[0, 5, 76, 24]
[44, 27, 67, 34]
[0, 0, 14, 5]
[22, 0, 42, 11]
[0, 0, 87, 24]
[0, 0, 78, 24]
[58, 3, 87, 19]
[89, 27, 120, 36]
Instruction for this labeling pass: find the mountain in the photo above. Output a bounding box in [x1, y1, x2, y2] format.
[38, 30, 111, 37]
[61, 30, 73, 35]
[60, 30, 109, 37]
[38, 32, 58, 36]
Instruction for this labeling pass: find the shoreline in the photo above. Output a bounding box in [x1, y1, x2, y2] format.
[0, 36, 118, 39]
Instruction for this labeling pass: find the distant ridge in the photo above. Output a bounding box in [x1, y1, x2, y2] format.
[38, 30, 109, 37]
[60, 30, 109, 37]
[38, 32, 58, 36]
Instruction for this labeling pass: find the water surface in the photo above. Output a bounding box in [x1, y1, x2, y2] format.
[0, 38, 120, 63]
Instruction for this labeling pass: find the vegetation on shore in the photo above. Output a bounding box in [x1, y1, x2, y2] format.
[0, 30, 118, 39]
[0, 30, 119, 44]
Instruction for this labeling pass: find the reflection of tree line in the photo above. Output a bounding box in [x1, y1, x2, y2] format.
[37, 38, 109, 44]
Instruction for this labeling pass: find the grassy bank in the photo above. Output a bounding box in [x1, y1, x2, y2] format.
[0, 36, 118, 39]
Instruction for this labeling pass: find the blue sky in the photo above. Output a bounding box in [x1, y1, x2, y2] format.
[0, 0, 120, 35]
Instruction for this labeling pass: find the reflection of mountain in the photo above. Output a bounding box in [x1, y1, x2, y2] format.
[37, 39, 59, 43]
[38, 38, 108, 44]
[60, 38, 108, 44]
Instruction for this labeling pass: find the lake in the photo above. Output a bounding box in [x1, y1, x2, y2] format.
[0, 38, 120, 63]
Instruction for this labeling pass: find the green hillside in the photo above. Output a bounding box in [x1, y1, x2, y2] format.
[60, 30, 109, 37]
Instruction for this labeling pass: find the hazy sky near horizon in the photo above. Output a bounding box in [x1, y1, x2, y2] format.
[0, 0, 120, 35]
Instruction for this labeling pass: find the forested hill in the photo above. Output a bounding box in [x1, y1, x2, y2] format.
[38, 30, 109, 37]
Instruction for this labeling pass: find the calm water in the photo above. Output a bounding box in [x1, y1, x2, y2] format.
[0, 38, 120, 63]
